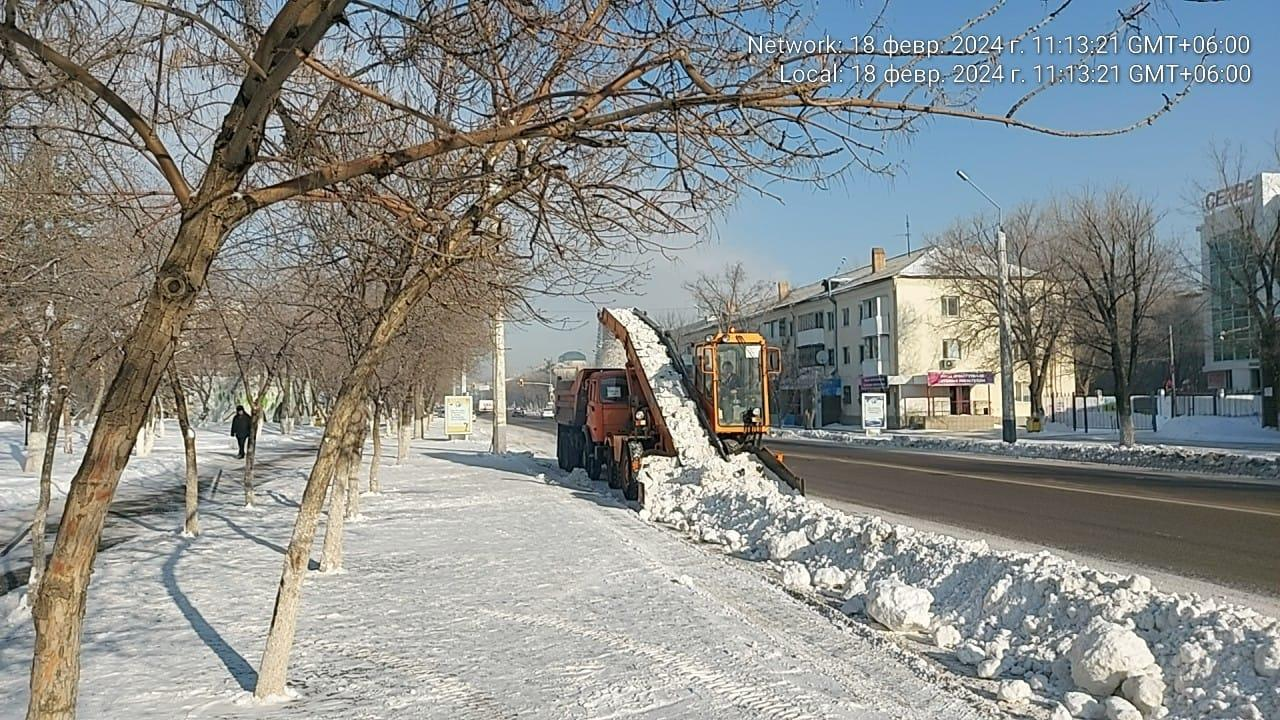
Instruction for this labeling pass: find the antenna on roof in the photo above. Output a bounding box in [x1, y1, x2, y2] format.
[905, 214, 912, 253]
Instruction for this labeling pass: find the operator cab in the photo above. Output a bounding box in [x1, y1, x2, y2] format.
[693, 329, 781, 449]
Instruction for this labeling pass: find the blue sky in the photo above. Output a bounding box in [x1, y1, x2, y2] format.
[503, 0, 1278, 375]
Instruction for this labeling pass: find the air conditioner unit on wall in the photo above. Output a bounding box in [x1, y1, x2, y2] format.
[940, 359, 956, 370]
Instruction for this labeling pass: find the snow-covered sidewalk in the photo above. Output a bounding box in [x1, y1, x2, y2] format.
[0, 425, 995, 719]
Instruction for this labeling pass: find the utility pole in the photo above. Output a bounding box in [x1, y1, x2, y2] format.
[1168, 324, 1177, 418]
[957, 169, 1017, 444]
[492, 309, 507, 453]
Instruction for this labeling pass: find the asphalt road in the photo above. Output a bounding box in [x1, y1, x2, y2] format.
[509, 416, 1280, 596]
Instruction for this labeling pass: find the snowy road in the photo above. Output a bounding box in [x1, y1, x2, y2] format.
[511, 417, 1280, 598]
[0, 426, 998, 719]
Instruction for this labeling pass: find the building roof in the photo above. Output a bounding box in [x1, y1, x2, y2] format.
[669, 247, 934, 338]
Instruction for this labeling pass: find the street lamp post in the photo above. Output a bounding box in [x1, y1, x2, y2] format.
[956, 169, 1017, 444]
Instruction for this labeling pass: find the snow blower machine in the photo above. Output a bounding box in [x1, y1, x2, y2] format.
[555, 308, 805, 504]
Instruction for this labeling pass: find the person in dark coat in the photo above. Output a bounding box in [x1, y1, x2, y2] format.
[231, 405, 253, 458]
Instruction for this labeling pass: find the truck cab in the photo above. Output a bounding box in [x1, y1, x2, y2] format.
[555, 368, 632, 480]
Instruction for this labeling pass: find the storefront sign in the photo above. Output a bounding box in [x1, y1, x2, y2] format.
[861, 393, 886, 434]
[859, 375, 889, 391]
[926, 371, 995, 387]
[1204, 179, 1255, 212]
[444, 395, 473, 436]
[821, 376, 842, 397]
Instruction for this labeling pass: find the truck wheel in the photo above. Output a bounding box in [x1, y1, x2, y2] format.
[556, 425, 572, 471]
[606, 450, 622, 489]
[621, 443, 640, 501]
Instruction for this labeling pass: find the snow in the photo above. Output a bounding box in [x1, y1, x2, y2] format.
[1066, 620, 1156, 696]
[606, 307, 1280, 720]
[865, 580, 933, 633]
[1151, 415, 1280, 445]
[772, 425, 1280, 481]
[0, 421, 996, 718]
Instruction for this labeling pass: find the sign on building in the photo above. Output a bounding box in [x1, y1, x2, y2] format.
[926, 371, 995, 386]
[861, 393, 886, 435]
[444, 395, 473, 438]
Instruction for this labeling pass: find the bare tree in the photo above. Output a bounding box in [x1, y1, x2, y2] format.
[0, 0, 1201, 713]
[1060, 189, 1175, 445]
[1195, 142, 1280, 427]
[167, 368, 200, 536]
[931, 204, 1074, 418]
[683, 262, 771, 333]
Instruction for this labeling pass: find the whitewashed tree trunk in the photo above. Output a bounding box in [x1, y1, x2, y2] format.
[61, 402, 71, 455]
[397, 396, 411, 466]
[30, 379, 67, 599]
[133, 412, 152, 458]
[169, 370, 200, 536]
[24, 305, 55, 474]
[347, 416, 367, 519]
[413, 383, 424, 439]
[368, 399, 382, 493]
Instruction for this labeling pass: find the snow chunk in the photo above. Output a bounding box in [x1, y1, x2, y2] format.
[1063, 691, 1103, 719]
[997, 679, 1032, 705]
[1102, 696, 1143, 720]
[865, 580, 932, 632]
[781, 563, 812, 592]
[1121, 671, 1165, 716]
[811, 566, 847, 590]
[766, 529, 809, 560]
[1255, 637, 1280, 677]
[956, 641, 986, 666]
[1068, 619, 1155, 695]
[932, 624, 961, 650]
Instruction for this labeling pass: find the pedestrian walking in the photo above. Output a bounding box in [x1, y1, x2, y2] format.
[231, 405, 252, 459]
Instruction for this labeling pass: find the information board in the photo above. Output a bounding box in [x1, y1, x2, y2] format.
[861, 393, 886, 435]
[444, 395, 473, 437]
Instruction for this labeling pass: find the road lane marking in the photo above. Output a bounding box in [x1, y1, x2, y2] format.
[784, 451, 1280, 519]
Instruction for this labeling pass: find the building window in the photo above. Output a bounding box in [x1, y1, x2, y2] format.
[814, 311, 824, 329]
[842, 308, 850, 326]
[863, 337, 879, 360]
[826, 311, 835, 329]
[826, 348, 835, 366]
[779, 318, 788, 336]
[860, 297, 880, 321]
[942, 339, 962, 360]
[842, 346, 850, 365]
[843, 386, 853, 405]
[941, 296, 960, 317]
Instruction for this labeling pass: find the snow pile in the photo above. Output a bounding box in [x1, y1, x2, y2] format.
[1154, 416, 1279, 445]
[773, 427, 1280, 481]
[606, 307, 1280, 720]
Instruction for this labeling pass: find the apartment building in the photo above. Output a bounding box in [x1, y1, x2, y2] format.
[672, 247, 1074, 429]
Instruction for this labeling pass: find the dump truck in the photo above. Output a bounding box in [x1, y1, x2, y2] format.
[554, 367, 631, 482]
[553, 309, 804, 503]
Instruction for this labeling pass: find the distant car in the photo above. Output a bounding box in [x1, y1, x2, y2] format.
[540, 407, 555, 419]
[512, 407, 526, 417]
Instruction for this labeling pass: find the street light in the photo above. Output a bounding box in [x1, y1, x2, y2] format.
[956, 169, 1017, 444]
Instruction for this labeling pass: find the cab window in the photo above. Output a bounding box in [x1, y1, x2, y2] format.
[599, 376, 628, 403]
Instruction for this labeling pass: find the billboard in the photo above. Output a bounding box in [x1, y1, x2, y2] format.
[861, 393, 886, 434]
[444, 395, 473, 436]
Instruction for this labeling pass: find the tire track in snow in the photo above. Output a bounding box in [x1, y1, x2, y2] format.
[480, 607, 852, 720]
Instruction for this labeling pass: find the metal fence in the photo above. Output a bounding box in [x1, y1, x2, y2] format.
[1047, 392, 1264, 433]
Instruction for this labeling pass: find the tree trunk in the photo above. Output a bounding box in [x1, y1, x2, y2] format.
[347, 418, 366, 519]
[1115, 387, 1135, 446]
[255, 268, 440, 698]
[61, 398, 72, 455]
[27, 188, 243, 720]
[30, 376, 67, 600]
[1261, 330, 1279, 429]
[368, 399, 382, 493]
[319, 457, 350, 573]
[412, 383, 424, 439]
[397, 395, 411, 466]
[88, 364, 107, 425]
[243, 405, 262, 508]
[25, 309, 55, 474]
[169, 370, 200, 537]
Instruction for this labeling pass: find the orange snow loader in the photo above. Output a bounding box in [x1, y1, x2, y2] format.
[554, 309, 804, 504]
